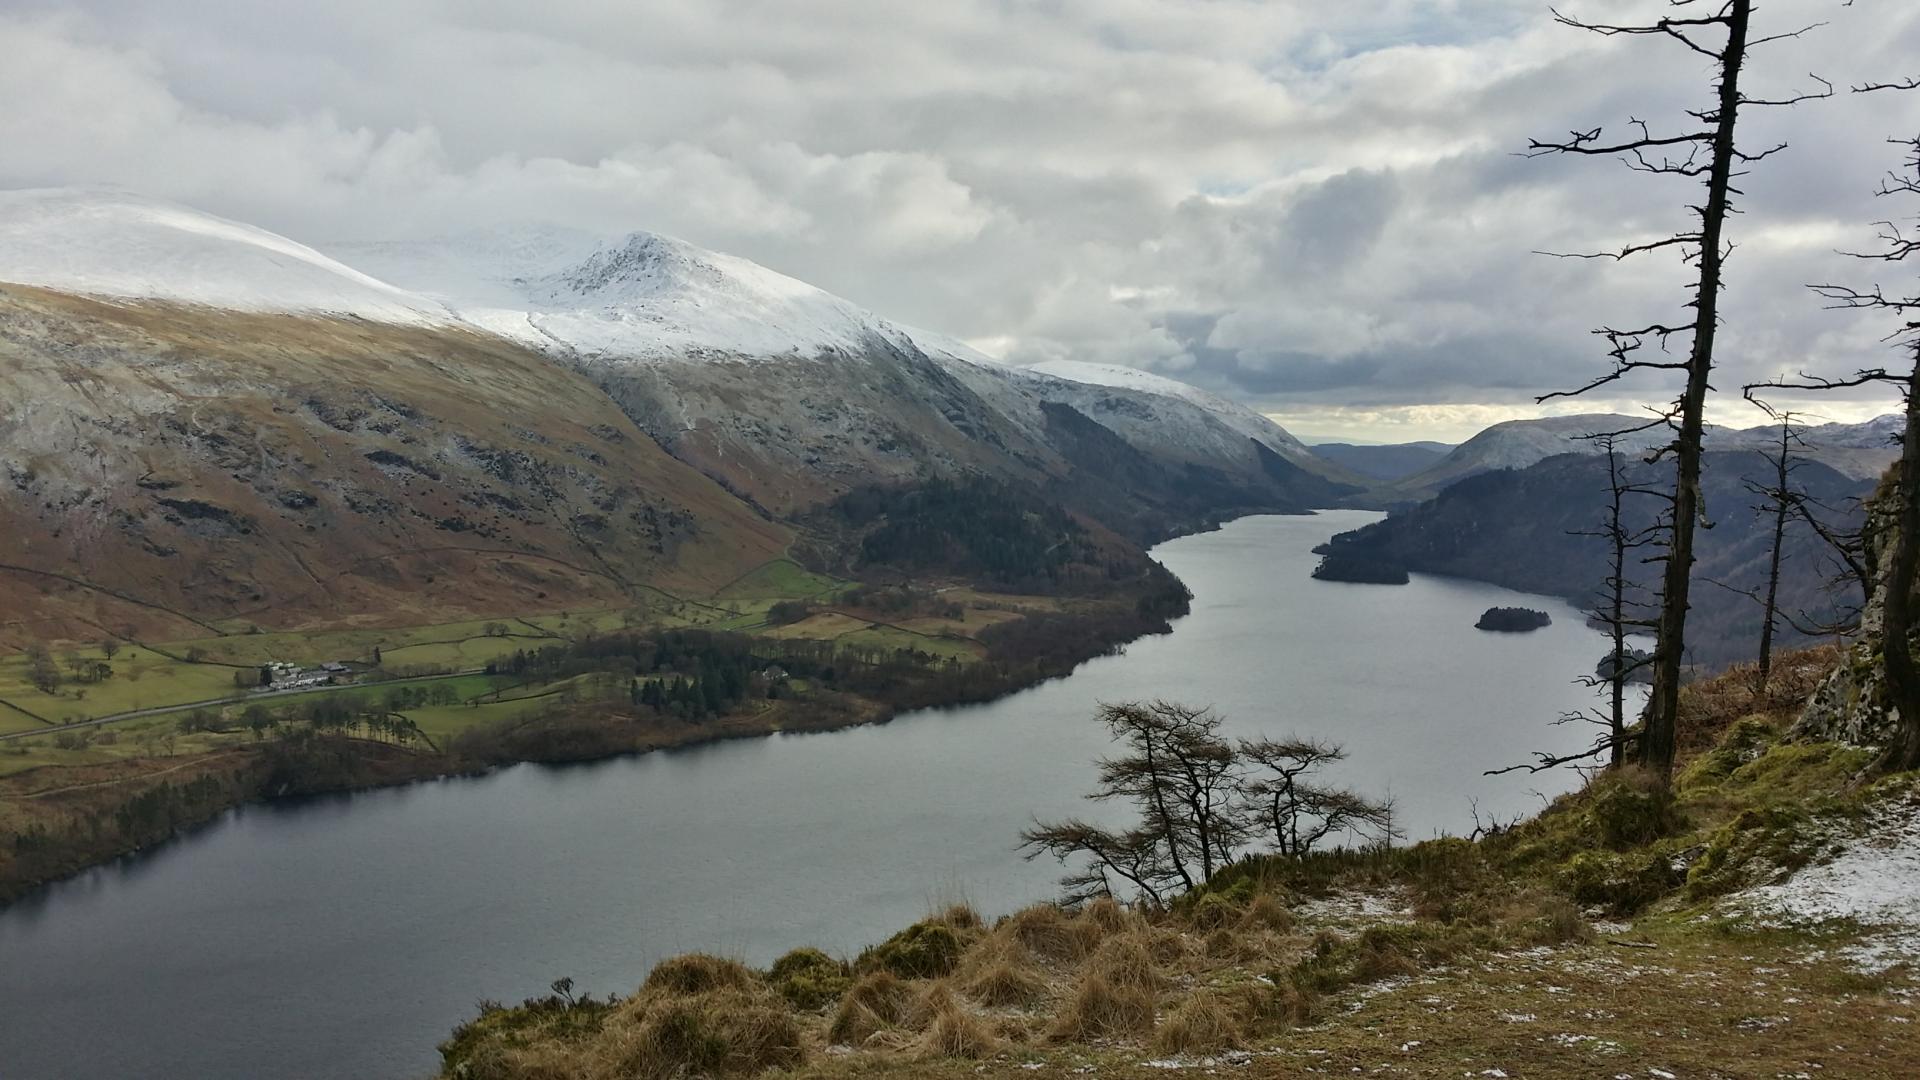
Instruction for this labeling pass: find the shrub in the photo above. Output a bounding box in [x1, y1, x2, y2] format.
[1561, 849, 1683, 913]
[857, 920, 966, 979]
[640, 953, 755, 998]
[766, 947, 851, 1010]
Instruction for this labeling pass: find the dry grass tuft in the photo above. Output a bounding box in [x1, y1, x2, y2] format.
[826, 971, 912, 1046]
[911, 991, 1002, 1060]
[1144, 926, 1194, 967]
[594, 986, 803, 1078]
[1239, 892, 1294, 933]
[1087, 931, 1171, 992]
[1049, 973, 1156, 1042]
[1523, 896, 1596, 946]
[934, 903, 984, 931]
[1202, 927, 1241, 960]
[1151, 990, 1247, 1055]
[637, 953, 756, 999]
[903, 981, 962, 1031]
[1006, 904, 1099, 961]
[963, 955, 1050, 1009]
[1078, 896, 1137, 936]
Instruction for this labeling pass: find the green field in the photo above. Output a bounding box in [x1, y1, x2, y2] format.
[0, 557, 1015, 760]
[713, 559, 844, 602]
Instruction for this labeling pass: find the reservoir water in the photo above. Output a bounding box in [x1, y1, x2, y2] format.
[0, 512, 1631, 1079]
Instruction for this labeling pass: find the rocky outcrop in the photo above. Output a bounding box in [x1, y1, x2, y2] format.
[1797, 480, 1901, 746]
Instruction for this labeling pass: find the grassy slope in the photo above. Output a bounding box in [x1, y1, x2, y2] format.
[434, 648, 1920, 1080]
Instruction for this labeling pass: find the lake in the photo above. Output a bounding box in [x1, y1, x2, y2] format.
[0, 511, 1631, 1079]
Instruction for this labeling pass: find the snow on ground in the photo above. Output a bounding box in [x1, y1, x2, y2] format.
[1030, 358, 1312, 457]
[335, 226, 922, 363]
[1735, 797, 1920, 972]
[0, 189, 453, 325]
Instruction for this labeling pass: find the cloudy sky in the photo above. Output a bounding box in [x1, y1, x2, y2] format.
[4, 0, 1917, 440]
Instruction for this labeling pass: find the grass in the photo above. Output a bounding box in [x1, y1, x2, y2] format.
[714, 559, 845, 602]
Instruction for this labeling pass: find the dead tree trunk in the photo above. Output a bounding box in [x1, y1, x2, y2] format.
[1745, 412, 1808, 692]
[1528, 1, 1827, 784]
[1886, 368, 1920, 770]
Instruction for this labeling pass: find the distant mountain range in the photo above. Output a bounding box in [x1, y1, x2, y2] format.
[1392, 413, 1899, 500]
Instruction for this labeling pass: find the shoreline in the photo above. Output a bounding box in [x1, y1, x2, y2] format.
[0, 560, 1195, 907]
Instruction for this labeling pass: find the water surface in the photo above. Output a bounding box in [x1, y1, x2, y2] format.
[0, 512, 1628, 1079]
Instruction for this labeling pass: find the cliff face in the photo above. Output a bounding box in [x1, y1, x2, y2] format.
[1799, 480, 1903, 746]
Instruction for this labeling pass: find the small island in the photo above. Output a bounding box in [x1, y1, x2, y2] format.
[1311, 553, 1410, 585]
[1596, 647, 1655, 684]
[1475, 606, 1552, 632]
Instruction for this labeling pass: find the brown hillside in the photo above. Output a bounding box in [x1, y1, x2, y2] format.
[0, 285, 788, 648]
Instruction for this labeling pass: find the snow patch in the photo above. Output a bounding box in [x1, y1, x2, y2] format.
[1735, 797, 1920, 972]
[0, 189, 452, 325]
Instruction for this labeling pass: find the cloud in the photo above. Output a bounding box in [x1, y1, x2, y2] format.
[3, 0, 1918, 437]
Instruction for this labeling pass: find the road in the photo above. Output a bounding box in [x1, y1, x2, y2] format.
[0, 669, 486, 743]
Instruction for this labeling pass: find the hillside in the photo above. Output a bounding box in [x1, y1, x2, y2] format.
[338, 220, 1363, 532]
[0, 283, 789, 649]
[429, 650, 1920, 1079]
[1394, 414, 1899, 501]
[1317, 450, 1874, 669]
[0, 190, 1370, 645]
[1308, 440, 1453, 482]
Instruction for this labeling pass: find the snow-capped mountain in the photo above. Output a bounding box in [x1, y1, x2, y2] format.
[1026, 359, 1317, 465]
[337, 227, 926, 363]
[0, 189, 453, 326]
[330, 221, 1354, 517]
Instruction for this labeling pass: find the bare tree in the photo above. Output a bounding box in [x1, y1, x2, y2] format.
[1527, 1, 1829, 784]
[1237, 736, 1396, 855]
[1022, 704, 1393, 904]
[1748, 412, 1809, 689]
[1020, 701, 1240, 903]
[1751, 79, 1920, 770]
[1579, 435, 1661, 764]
